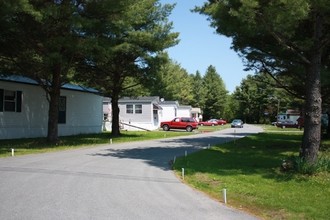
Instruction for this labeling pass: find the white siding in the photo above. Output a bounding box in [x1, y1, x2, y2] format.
[0, 81, 48, 139]
[118, 103, 156, 131]
[59, 90, 103, 136]
[0, 80, 102, 139]
[177, 107, 191, 118]
[158, 104, 192, 123]
[159, 106, 176, 122]
[119, 103, 152, 123]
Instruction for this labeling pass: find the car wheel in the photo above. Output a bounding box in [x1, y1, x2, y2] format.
[186, 126, 193, 132]
[163, 125, 170, 131]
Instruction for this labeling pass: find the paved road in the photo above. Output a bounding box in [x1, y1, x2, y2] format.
[0, 124, 263, 220]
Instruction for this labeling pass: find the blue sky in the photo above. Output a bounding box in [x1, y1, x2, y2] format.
[160, 0, 253, 93]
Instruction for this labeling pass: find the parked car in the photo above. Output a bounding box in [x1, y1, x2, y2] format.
[199, 118, 227, 126]
[160, 117, 198, 132]
[276, 120, 298, 128]
[231, 119, 243, 128]
[198, 119, 218, 126]
[217, 119, 227, 125]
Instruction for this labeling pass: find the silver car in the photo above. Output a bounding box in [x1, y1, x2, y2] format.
[231, 119, 243, 128]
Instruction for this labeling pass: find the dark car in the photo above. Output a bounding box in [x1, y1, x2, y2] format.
[160, 117, 198, 132]
[231, 119, 243, 128]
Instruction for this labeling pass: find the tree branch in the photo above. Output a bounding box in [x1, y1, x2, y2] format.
[260, 62, 304, 99]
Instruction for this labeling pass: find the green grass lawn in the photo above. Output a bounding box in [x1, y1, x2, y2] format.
[0, 130, 195, 157]
[173, 125, 330, 220]
[0, 124, 229, 157]
[259, 124, 304, 132]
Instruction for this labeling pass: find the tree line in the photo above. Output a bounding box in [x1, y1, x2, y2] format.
[143, 60, 311, 127]
[142, 62, 229, 122]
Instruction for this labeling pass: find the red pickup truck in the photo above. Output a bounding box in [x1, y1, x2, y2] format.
[160, 117, 198, 132]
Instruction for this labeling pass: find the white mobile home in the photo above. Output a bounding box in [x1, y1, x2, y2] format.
[177, 105, 192, 118]
[102, 97, 195, 131]
[191, 107, 202, 122]
[277, 109, 301, 124]
[118, 96, 162, 131]
[158, 100, 179, 122]
[158, 101, 193, 121]
[0, 75, 103, 139]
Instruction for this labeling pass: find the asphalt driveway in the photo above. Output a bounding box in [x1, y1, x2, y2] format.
[0, 124, 262, 220]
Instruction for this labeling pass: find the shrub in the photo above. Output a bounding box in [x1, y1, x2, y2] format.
[282, 155, 330, 175]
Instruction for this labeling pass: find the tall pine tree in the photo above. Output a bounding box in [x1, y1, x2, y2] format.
[75, 0, 179, 136]
[0, 0, 83, 143]
[197, 0, 330, 164]
[202, 65, 228, 120]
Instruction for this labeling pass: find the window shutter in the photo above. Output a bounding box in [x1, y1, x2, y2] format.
[16, 91, 22, 112]
[58, 96, 66, 124]
[0, 89, 3, 112]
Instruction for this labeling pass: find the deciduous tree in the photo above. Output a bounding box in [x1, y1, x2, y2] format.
[149, 59, 193, 105]
[233, 74, 277, 123]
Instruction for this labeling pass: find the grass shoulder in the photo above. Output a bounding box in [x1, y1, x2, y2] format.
[173, 126, 330, 220]
[0, 130, 191, 157]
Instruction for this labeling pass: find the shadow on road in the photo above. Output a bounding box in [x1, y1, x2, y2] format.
[89, 133, 241, 171]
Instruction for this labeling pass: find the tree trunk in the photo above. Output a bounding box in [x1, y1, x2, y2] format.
[300, 13, 323, 164]
[326, 112, 330, 138]
[111, 91, 121, 137]
[301, 63, 321, 164]
[47, 70, 61, 143]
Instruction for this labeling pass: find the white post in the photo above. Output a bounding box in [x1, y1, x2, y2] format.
[173, 156, 176, 164]
[182, 168, 185, 180]
[208, 144, 210, 149]
[223, 188, 227, 204]
[11, 148, 14, 157]
[185, 150, 187, 157]
[234, 129, 236, 144]
[110, 139, 112, 144]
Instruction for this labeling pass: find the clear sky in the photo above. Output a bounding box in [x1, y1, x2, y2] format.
[160, 0, 253, 93]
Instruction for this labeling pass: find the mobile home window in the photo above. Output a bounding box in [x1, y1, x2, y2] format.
[135, 104, 142, 114]
[126, 104, 133, 114]
[104, 114, 109, 121]
[0, 89, 22, 112]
